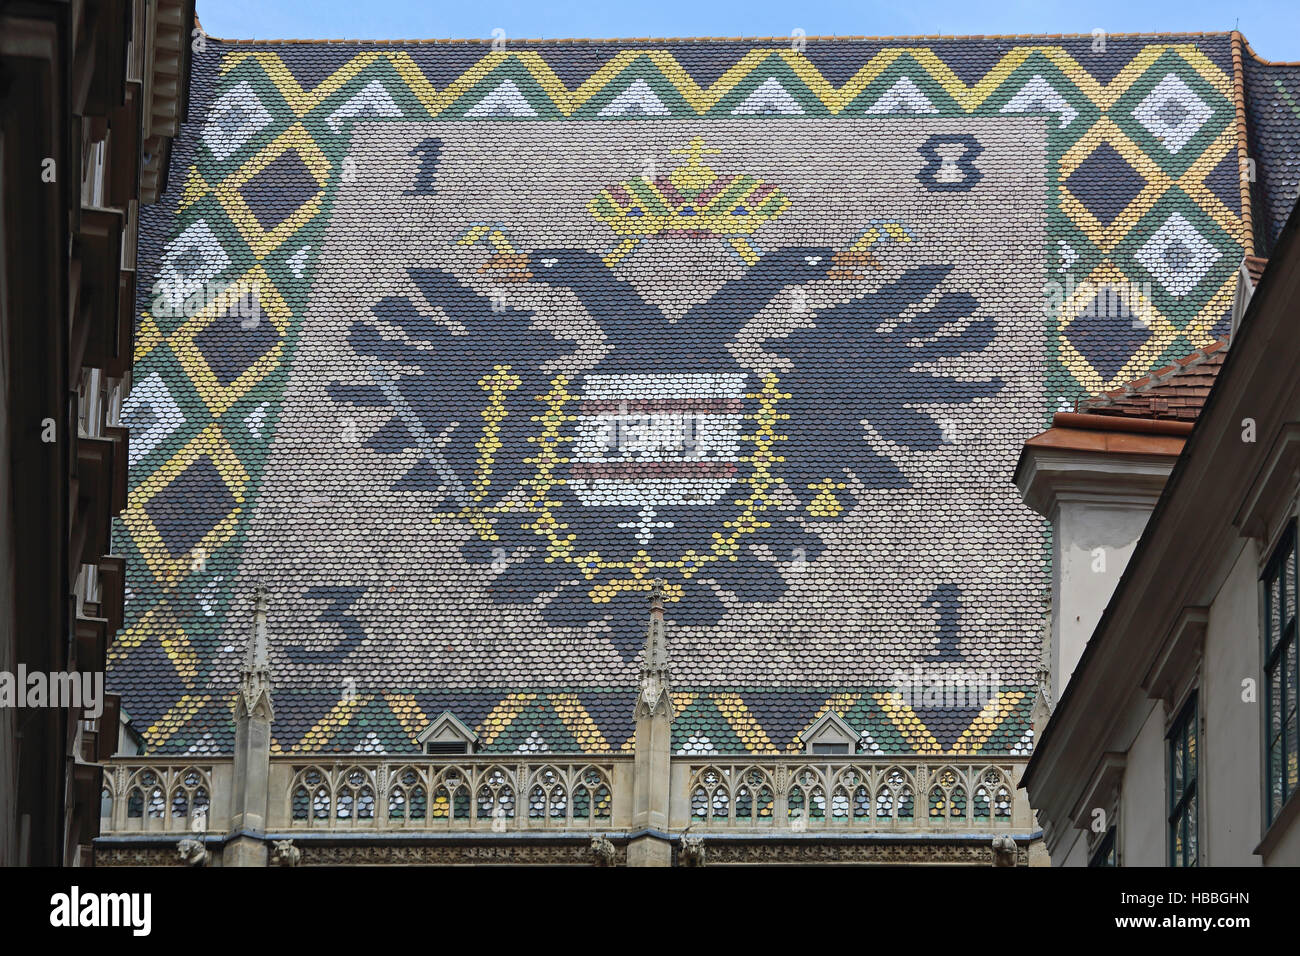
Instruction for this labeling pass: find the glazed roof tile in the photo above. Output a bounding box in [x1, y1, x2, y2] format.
[109, 30, 1280, 756]
[1240, 40, 1300, 254]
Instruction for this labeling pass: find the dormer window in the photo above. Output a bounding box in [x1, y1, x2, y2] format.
[798, 711, 860, 755]
[425, 741, 469, 756]
[811, 742, 851, 755]
[416, 712, 479, 755]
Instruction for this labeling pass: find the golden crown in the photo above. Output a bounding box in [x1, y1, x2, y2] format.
[587, 137, 792, 265]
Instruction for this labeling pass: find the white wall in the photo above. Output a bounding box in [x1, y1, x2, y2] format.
[1264, 815, 1300, 863]
[1118, 701, 1167, 866]
[1054, 498, 1153, 695]
[1089, 538, 1295, 867]
[1056, 827, 1088, 866]
[1203, 541, 1264, 865]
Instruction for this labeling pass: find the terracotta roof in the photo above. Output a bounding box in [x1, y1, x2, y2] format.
[1023, 412, 1192, 458]
[1244, 254, 1269, 285]
[1077, 337, 1229, 423]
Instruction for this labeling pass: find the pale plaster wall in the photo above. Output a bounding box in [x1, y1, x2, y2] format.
[1204, 541, 1263, 866]
[1054, 498, 1152, 696]
[1055, 826, 1088, 866]
[1263, 814, 1300, 864]
[1119, 701, 1167, 867]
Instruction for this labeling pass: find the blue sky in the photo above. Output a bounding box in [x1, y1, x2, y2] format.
[199, 0, 1299, 60]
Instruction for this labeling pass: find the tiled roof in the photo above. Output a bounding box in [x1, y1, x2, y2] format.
[112, 31, 1268, 756]
[1240, 40, 1300, 254]
[1078, 336, 1229, 421]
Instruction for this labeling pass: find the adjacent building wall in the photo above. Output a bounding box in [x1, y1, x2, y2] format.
[1203, 540, 1264, 866]
[1118, 703, 1167, 866]
[0, 215, 14, 865]
[1054, 497, 1155, 695]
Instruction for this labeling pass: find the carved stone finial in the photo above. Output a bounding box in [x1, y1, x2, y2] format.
[271, 839, 302, 867]
[237, 584, 274, 722]
[589, 835, 617, 866]
[679, 826, 706, 867]
[246, 583, 270, 670]
[635, 580, 672, 719]
[991, 834, 1019, 867]
[645, 579, 667, 668]
[177, 838, 208, 866]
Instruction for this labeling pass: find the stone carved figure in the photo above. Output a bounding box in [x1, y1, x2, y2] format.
[991, 834, 1019, 867]
[272, 839, 302, 867]
[679, 827, 706, 866]
[177, 838, 208, 866]
[589, 835, 617, 866]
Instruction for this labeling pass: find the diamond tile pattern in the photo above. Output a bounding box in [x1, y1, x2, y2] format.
[1064, 291, 1153, 380]
[143, 458, 238, 558]
[1064, 143, 1147, 225]
[113, 33, 1270, 757]
[1133, 73, 1213, 154]
[192, 300, 281, 386]
[237, 152, 323, 230]
[1135, 211, 1223, 297]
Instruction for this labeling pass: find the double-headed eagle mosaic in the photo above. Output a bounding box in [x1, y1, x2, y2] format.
[331, 137, 1003, 657]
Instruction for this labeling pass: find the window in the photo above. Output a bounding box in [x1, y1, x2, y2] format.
[424, 740, 469, 756]
[798, 711, 858, 755]
[416, 712, 478, 755]
[811, 743, 850, 755]
[1167, 692, 1198, 867]
[1263, 523, 1299, 826]
[1089, 826, 1117, 867]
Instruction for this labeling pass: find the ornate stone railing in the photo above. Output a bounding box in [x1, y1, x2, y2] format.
[672, 758, 1030, 832]
[277, 758, 628, 831]
[99, 754, 1032, 838]
[99, 761, 229, 835]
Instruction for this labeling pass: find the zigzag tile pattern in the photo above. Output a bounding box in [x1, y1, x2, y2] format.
[113, 34, 1262, 757]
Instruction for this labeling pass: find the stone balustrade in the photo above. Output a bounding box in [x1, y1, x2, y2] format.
[99, 754, 1031, 837]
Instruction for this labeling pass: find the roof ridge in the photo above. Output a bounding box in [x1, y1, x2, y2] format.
[191, 27, 1238, 46]
[1230, 33, 1257, 259]
[1082, 336, 1229, 413]
[1236, 31, 1300, 67]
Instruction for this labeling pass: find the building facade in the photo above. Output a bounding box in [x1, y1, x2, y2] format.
[1021, 202, 1300, 867]
[1, 0, 194, 866]
[90, 26, 1300, 864]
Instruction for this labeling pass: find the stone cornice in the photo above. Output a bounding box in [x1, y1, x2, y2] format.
[1015, 445, 1177, 518]
[1069, 752, 1125, 832]
[1142, 606, 1209, 704]
[1233, 422, 1300, 544]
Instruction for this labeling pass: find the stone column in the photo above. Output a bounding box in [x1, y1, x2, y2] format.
[226, 585, 274, 866]
[628, 581, 674, 866]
